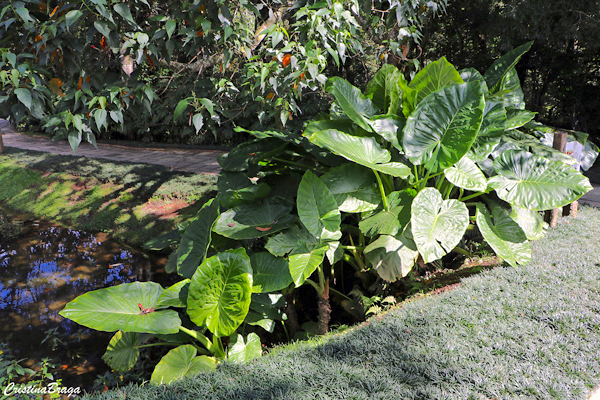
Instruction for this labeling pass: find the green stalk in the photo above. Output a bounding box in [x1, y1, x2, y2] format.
[272, 157, 315, 170]
[452, 246, 470, 257]
[342, 254, 361, 272]
[179, 326, 212, 350]
[328, 286, 352, 301]
[305, 278, 323, 295]
[459, 191, 485, 202]
[372, 170, 389, 211]
[137, 342, 181, 349]
[341, 245, 364, 251]
[435, 175, 446, 191]
[412, 171, 443, 189]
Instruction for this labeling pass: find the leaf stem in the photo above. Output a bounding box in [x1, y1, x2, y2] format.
[341, 245, 364, 251]
[272, 157, 315, 170]
[459, 191, 485, 202]
[179, 326, 211, 350]
[372, 170, 389, 211]
[452, 246, 470, 257]
[328, 286, 352, 301]
[305, 278, 323, 295]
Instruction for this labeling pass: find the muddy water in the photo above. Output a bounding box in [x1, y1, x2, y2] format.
[0, 206, 171, 390]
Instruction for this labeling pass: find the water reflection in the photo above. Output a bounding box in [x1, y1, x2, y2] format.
[0, 207, 168, 389]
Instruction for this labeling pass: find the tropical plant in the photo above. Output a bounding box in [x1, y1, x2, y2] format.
[59, 43, 597, 384]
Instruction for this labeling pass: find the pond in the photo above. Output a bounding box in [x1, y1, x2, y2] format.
[0, 205, 171, 391]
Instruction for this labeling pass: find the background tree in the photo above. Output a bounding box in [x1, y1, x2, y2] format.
[420, 0, 600, 142]
[0, 0, 447, 148]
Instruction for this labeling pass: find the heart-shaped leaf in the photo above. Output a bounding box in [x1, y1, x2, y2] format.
[177, 199, 219, 278]
[156, 279, 190, 309]
[227, 333, 262, 363]
[321, 163, 380, 213]
[187, 248, 252, 337]
[308, 129, 411, 178]
[365, 234, 418, 282]
[102, 331, 140, 373]
[443, 155, 487, 192]
[250, 252, 293, 293]
[150, 345, 216, 385]
[359, 190, 415, 237]
[297, 171, 341, 239]
[59, 282, 181, 334]
[365, 64, 402, 114]
[289, 243, 328, 287]
[265, 224, 318, 257]
[409, 56, 464, 107]
[213, 197, 296, 240]
[485, 41, 533, 94]
[488, 150, 593, 210]
[509, 206, 547, 241]
[217, 172, 271, 209]
[403, 81, 485, 173]
[476, 204, 531, 267]
[411, 188, 469, 263]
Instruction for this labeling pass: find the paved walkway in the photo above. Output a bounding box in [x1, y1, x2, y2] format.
[1, 119, 600, 207]
[0, 119, 224, 175]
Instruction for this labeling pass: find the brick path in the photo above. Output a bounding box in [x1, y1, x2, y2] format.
[0, 119, 225, 175]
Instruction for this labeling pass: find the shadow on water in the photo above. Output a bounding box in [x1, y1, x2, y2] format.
[0, 205, 172, 391]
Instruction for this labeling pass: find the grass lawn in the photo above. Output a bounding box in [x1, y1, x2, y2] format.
[0, 147, 217, 246]
[84, 206, 600, 400]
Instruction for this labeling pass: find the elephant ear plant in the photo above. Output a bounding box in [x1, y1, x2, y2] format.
[59, 42, 596, 384]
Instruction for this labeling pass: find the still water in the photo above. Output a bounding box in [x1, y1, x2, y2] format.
[0, 206, 169, 390]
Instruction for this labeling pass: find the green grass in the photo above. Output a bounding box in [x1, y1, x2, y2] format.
[0, 147, 217, 246]
[84, 206, 600, 399]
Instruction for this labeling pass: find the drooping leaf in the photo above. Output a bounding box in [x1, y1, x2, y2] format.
[156, 279, 190, 309]
[476, 204, 531, 267]
[289, 243, 328, 287]
[265, 224, 318, 257]
[14, 88, 32, 109]
[320, 163, 380, 213]
[443, 155, 487, 192]
[308, 129, 411, 178]
[150, 345, 216, 385]
[213, 197, 296, 240]
[488, 150, 593, 210]
[505, 108, 536, 130]
[177, 199, 219, 278]
[488, 67, 526, 110]
[114, 3, 135, 25]
[59, 282, 181, 334]
[324, 77, 378, 132]
[65, 10, 83, 29]
[174, 99, 189, 119]
[187, 248, 252, 337]
[403, 81, 485, 173]
[484, 41, 533, 93]
[411, 188, 469, 263]
[297, 171, 341, 239]
[227, 333, 262, 363]
[250, 252, 293, 293]
[371, 115, 405, 152]
[365, 64, 402, 114]
[143, 229, 181, 251]
[102, 331, 140, 373]
[365, 233, 418, 282]
[509, 206, 547, 241]
[359, 190, 415, 237]
[165, 19, 176, 39]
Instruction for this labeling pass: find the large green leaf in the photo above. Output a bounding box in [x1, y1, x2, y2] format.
[177, 199, 219, 278]
[59, 282, 181, 334]
[217, 139, 285, 172]
[156, 279, 190, 309]
[408, 57, 464, 107]
[509, 206, 547, 241]
[443, 156, 487, 192]
[227, 333, 262, 363]
[250, 252, 293, 293]
[320, 163, 380, 213]
[403, 81, 485, 173]
[150, 345, 216, 385]
[488, 67, 526, 110]
[297, 171, 341, 239]
[505, 108, 536, 130]
[187, 248, 253, 337]
[488, 150, 593, 210]
[213, 197, 296, 240]
[217, 172, 271, 208]
[484, 41, 533, 93]
[365, 64, 402, 114]
[468, 100, 506, 161]
[371, 115, 405, 152]
[289, 243, 328, 287]
[359, 190, 415, 237]
[476, 204, 531, 267]
[325, 77, 378, 132]
[308, 129, 411, 178]
[265, 224, 318, 257]
[14, 88, 32, 109]
[102, 331, 140, 373]
[365, 234, 418, 282]
[411, 188, 469, 263]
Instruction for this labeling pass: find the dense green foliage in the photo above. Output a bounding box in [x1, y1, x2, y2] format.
[0, 0, 447, 146]
[421, 0, 600, 141]
[83, 206, 600, 399]
[59, 46, 597, 384]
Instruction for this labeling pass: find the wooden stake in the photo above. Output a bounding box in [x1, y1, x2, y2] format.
[545, 132, 568, 227]
[0, 126, 4, 154]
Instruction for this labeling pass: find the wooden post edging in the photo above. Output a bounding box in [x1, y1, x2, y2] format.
[0, 126, 4, 154]
[544, 131, 577, 227]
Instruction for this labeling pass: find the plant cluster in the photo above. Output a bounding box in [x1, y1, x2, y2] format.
[59, 43, 597, 385]
[0, 0, 447, 147]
